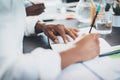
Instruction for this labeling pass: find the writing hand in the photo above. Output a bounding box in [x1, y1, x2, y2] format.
[60, 33, 100, 69]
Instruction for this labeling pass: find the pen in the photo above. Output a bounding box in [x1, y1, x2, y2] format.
[99, 49, 120, 57]
[89, 4, 101, 33]
[43, 19, 54, 22]
[90, 0, 95, 7]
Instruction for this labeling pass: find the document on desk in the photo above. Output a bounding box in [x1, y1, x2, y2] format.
[50, 27, 112, 55]
[57, 63, 100, 80]
[57, 45, 120, 80]
[50, 27, 120, 80]
[83, 55, 120, 80]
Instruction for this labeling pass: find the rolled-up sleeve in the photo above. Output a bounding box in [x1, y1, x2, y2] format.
[1, 48, 61, 80]
[24, 16, 40, 36]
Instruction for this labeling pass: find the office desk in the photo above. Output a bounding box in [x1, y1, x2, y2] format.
[47, 19, 120, 80]
[23, 33, 51, 53]
[57, 55, 120, 80]
[23, 18, 120, 79]
[23, 19, 120, 53]
[103, 27, 120, 46]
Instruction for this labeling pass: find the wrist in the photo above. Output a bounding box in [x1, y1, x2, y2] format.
[60, 46, 81, 69]
[35, 20, 46, 34]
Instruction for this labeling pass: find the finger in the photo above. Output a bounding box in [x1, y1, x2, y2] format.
[81, 33, 86, 37]
[56, 24, 68, 43]
[96, 38, 99, 44]
[92, 43, 100, 56]
[95, 37, 100, 54]
[95, 44, 100, 55]
[93, 37, 100, 55]
[66, 29, 77, 40]
[47, 31, 59, 43]
[72, 28, 80, 32]
[89, 33, 100, 40]
[68, 28, 80, 37]
[97, 45, 100, 54]
[70, 29, 79, 37]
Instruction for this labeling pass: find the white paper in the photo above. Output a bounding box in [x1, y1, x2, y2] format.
[83, 57, 120, 80]
[57, 63, 100, 80]
[50, 27, 120, 80]
[50, 27, 112, 55]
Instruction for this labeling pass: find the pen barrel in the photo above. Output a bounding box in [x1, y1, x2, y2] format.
[99, 49, 120, 57]
[90, 6, 96, 24]
[89, 11, 99, 33]
[91, 12, 98, 27]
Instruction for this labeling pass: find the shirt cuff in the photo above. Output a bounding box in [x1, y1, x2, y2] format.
[24, 16, 40, 36]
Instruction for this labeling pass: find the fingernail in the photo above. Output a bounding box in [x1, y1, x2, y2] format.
[54, 39, 59, 43]
[65, 39, 68, 44]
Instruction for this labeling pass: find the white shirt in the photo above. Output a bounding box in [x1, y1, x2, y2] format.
[0, 0, 61, 80]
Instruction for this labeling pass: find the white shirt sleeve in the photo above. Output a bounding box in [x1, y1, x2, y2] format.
[1, 48, 61, 80]
[24, 16, 40, 36]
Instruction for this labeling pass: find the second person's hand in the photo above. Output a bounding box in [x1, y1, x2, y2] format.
[35, 21, 79, 44]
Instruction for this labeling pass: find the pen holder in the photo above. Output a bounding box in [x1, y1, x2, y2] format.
[90, 6, 96, 26]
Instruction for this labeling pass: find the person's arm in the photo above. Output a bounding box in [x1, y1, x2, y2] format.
[60, 33, 100, 69]
[1, 33, 100, 80]
[1, 48, 61, 80]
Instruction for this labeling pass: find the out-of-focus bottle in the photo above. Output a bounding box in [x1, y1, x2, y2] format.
[76, 0, 91, 28]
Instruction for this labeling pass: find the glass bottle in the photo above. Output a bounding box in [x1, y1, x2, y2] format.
[76, 0, 91, 28]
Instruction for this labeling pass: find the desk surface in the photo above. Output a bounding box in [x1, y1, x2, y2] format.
[23, 19, 120, 53]
[23, 33, 51, 53]
[57, 55, 120, 80]
[103, 27, 120, 46]
[23, 18, 120, 80]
